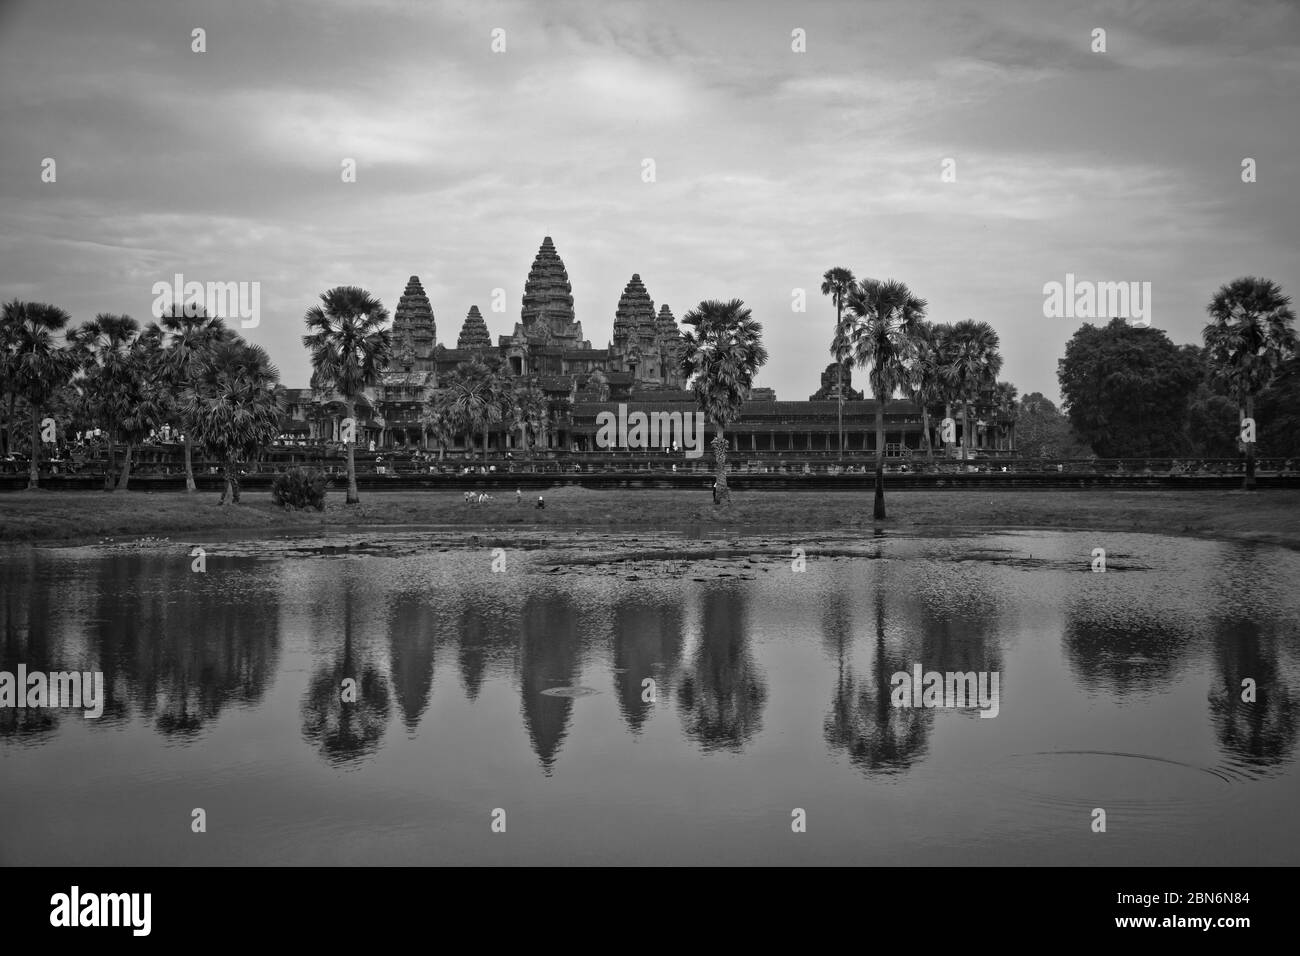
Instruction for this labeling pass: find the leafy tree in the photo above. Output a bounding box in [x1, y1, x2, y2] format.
[1254, 354, 1300, 459]
[1016, 392, 1094, 459]
[679, 299, 768, 507]
[1058, 318, 1201, 458]
[182, 338, 282, 504]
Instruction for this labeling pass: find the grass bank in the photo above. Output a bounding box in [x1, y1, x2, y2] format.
[3, 486, 1300, 549]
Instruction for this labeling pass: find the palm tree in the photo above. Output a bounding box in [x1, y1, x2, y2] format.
[509, 378, 548, 459]
[438, 357, 504, 458]
[1203, 277, 1297, 490]
[182, 338, 283, 504]
[843, 279, 927, 519]
[821, 267, 856, 460]
[943, 320, 1003, 465]
[160, 305, 230, 492]
[907, 321, 946, 462]
[68, 313, 141, 491]
[419, 405, 455, 461]
[0, 305, 22, 459]
[4, 300, 79, 489]
[114, 323, 170, 490]
[679, 299, 768, 507]
[993, 381, 1019, 453]
[302, 287, 391, 504]
[930, 322, 958, 457]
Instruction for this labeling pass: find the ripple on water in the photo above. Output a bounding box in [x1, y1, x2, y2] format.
[990, 749, 1245, 824]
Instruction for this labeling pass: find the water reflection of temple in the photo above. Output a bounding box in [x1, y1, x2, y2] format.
[6, 542, 1295, 788]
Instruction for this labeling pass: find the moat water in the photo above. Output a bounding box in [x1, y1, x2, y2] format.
[2, 529, 1298, 865]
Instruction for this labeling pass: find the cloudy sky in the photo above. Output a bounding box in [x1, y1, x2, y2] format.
[2, 0, 1296, 402]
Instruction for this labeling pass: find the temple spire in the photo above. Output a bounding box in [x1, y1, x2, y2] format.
[457, 305, 492, 349]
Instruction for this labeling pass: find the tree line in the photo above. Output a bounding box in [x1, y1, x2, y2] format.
[3, 273, 1292, 509]
[0, 302, 279, 503]
[1054, 277, 1297, 490]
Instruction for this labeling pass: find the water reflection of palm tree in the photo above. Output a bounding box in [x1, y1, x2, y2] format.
[0, 552, 61, 740]
[150, 559, 280, 736]
[676, 588, 767, 752]
[611, 598, 684, 733]
[1209, 617, 1296, 772]
[301, 584, 391, 765]
[914, 583, 1003, 689]
[91, 554, 280, 737]
[1062, 604, 1193, 698]
[823, 587, 930, 774]
[518, 591, 584, 774]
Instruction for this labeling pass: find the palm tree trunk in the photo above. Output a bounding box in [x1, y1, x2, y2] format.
[836, 370, 844, 462]
[4, 393, 16, 457]
[874, 402, 885, 519]
[104, 430, 117, 492]
[117, 441, 134, 490]
[184, 434, 197, 493]
[944, 403, 955, 457]
[961, 402, 970, 463]
[922, 406, 934, 462]
[345, 399, 359, 504]
[27, 405, 40, 490]
[1244, 395, 1256, 491]
[221, 455, 234, 504]
[482, 423, 489, 459]
[834, 300, 845, 461]
[712, 430, 730, 506]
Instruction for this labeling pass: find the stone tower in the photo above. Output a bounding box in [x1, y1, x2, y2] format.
[612, 274, 682, 385]
[520, 237, 586, 347]
[612, 274, 655, 352]
[457, 305, 492, 350]
[808, 362, 862, 401]
[655, 305, 684, 387]
[391, 275, 437, 371]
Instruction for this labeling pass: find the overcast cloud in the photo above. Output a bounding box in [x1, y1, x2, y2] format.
[1, 0, 1296, 401]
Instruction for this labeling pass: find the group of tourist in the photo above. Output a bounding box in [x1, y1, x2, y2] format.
[463, 488, 546, 508]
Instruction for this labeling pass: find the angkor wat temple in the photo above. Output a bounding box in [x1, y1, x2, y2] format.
[280, 236, 1014, 457]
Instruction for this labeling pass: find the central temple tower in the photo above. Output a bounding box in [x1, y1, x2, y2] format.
[518, 236, 588, 348]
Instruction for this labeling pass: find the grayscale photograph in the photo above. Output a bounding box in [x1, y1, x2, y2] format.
[0, 0, 1295, 936]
